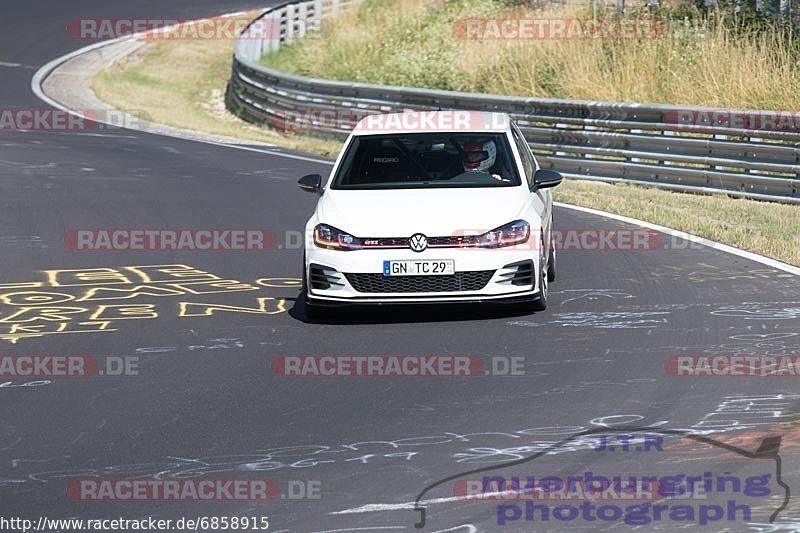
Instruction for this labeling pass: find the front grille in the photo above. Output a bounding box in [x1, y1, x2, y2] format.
[362, 237, 408, 248]
[429, 235, 480, 247]
[344, 271, 495, 293]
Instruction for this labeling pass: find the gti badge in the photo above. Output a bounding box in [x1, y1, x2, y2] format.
[408, 233, 428, 252]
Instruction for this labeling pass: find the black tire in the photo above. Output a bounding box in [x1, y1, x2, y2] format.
[547, 238, 556, 283]
[530, 252, 548, 312]
[301, 255, 324, 321]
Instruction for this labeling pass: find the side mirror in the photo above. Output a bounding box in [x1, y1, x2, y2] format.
[533, 169, 563, 190]
[298, 174, 323, 193]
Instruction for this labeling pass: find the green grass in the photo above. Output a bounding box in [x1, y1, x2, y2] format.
[556, 179, 800, 265]
[92, 24, 342, 157]
[261, 0, 800, 110]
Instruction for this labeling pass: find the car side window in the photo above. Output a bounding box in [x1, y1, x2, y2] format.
[511, 127, 534, 186]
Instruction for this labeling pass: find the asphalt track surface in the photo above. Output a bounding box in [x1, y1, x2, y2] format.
[2, 1, 800, 532]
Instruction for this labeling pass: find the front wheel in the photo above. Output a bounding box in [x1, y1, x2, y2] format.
[547, 237, 556, 283]
[301, 255, 325, 321]
[530, 254, 548, 311]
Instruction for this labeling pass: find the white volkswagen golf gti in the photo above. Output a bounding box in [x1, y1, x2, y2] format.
[297, 111, 562, 319]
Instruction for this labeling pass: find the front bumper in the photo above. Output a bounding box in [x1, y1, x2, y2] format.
[305, 246, 542, 305]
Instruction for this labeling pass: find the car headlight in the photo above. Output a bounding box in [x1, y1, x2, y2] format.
[314, 224, 362, 250]
[476, 220, 530, 248]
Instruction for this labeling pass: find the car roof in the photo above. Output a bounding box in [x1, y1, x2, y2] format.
[351, 111, 511, 135]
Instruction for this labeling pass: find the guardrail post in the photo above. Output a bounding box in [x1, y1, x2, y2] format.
[265, 13, 282, 54]
[247, 17, 267, 57]
[298, 3, 308, 38]
[555, 123, 567, 157]
[663, 129, 674, 166]
[630, 129, 642, 163]
[253, 36, 264, 60]
[584, 125, 596, 159]
[285, 4, 296, 42]
[712, 133, 727, 172]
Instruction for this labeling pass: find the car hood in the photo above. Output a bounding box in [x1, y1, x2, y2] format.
[317, 187, 527, 237]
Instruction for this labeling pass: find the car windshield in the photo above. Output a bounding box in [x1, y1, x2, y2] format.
[331, 133, 521, 190]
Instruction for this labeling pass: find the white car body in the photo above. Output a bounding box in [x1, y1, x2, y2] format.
[300, 111, 560, 312]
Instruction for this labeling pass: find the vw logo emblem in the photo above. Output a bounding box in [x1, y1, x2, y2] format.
[408, 233, 428, 252]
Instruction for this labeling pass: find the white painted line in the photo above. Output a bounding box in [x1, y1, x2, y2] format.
[332, 490, 524, 515]
[314, 526, 406, 533]
[554, 202, 800, 276]
[332, 502, 415, 514]
[30, 9, 332, 167]
[58, 132, 140, 139]
[220, 143, 332, 165]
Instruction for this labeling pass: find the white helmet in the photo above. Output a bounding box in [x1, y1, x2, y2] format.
[462, 139, 497, 172]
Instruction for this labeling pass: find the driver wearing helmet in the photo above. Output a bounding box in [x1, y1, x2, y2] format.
[462, 139, 507, 181]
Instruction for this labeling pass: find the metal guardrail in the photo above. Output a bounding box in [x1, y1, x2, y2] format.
[226, 0, 800, 204]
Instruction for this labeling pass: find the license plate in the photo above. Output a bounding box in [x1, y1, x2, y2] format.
[383, 260, 455, 277]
